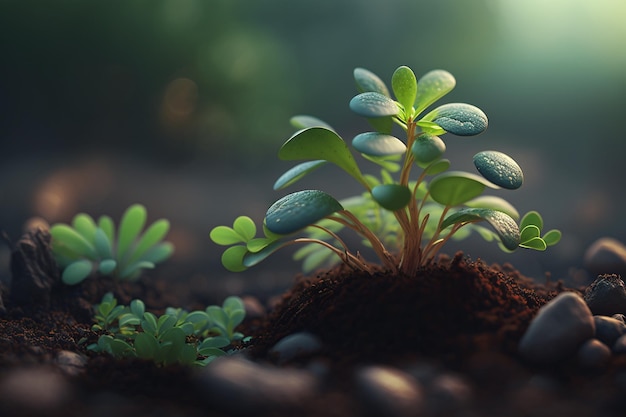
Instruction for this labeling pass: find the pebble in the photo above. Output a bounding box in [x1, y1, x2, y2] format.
[428, 373, 472, 413]
[269, 331, 323, 365]
[0, 367, 73, 413]
[196, 356, 318, 414]
[355, 365, 424, 417]
[584, 237, 626, 276]
[613, 313, 626, 323]
[584, 274, 626, 316]
[55, 350, 88, 376]
[519, 292, 595, 363]
[594, 316, 626, 346]
[577, 339, 611, 369]
[241, 295, 266, 319]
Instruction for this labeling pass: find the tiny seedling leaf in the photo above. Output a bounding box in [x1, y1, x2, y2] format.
[411, 133, 446, 165]
[441, 208, 520, 250]
[473, 151, 523, 189]
[423, 103, 488, 136]
[233, 216, 257, 241]
[371, 184, 412, 211]
[520, 225, 541, 243]
[543, 229, 562, 246]
[98, 259, 117, 275]
[210, 226, 246, 245]
[265, 190, 343, 235]
[141, 242, 174, 264]
[520, 211, 543, 231]
[117, 204, 147, 260]
[350, 92, 399, 118]
[428, 171, 495, 207]
[94, 228, 114, 259]
[243, 240, 284, 268]
[414, 69, 456, 115]
[221, 245, 248, 272]
[62, 259, 93, 285]
[391, 66, 417, 115]
[50, 224, 99, 260]
[72, 213, 98, 243]
[519, 237, 547, 251]
[129, 219, 170, 263]
[354, 67, 390, 96]
[98, 215, 115, 243]
[352, 132, 406, 156]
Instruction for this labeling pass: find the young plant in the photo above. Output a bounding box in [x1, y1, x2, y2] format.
[49, 204, 174, 285]
[211, 66, 561, 275]
[87, 293, 247, 367]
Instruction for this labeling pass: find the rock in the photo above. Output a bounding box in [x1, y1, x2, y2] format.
[613, 313, 626, 323]
[584, 237, 626, 276]
[584, 274, 626, 316]
[55, 350, 88, 376]
[0, 367, 73, 414]
[594, 316, 626, 346]
[269, 331, 323, 365]
[196, 356, 317, 414]
[428, 373, 472, 414]
[519, 292, 595, 363]
[577, 339, 611, 369]
[355, 365, 424, 417]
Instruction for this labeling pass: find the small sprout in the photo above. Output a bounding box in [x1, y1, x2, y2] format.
[211, 65, 560, 275]
[50, 204, 174, 285]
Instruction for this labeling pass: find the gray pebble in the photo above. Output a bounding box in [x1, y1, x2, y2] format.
[55, 350, 88, 376]
[594, 316, 626, 346]
[584, 237, 626, 276]
[519, 292, 595, 363]
[355, 365, 424, 417]
[584, 274, 626, 316]
[577, 339, 611, 369]
[196, 356, 317, 413]
[269, 331, 323, 365]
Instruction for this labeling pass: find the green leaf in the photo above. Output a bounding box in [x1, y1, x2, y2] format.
[223, 296, 245, 313]
[414, 70, 456, 115]
[290, 115, 334, 130]
[141, 242, 174, 264]
[428, 171, 495, 206]
[119, 261, 154, 279]
[366, 116, 394, 134]
[473, 151, 523, 189]
[98, 215, 115, 243]
[423, 159, 451, 176]
[441, 208, 520, 250]
[117, 204, 147, 260]
[273, 160, 328, 190]
[415, 120, 446, 136]
[199, 336, 231, 350]
[141, 312, 158, 335]
[243, 240, 284, 268]
[543, 229, 562, 246]
[130, 299, 146, 317]
[350, 92, 399, 118]
[210, 226, 246, 245]
[371, 184, 412, 211]
[354, 67, 390, 96]
[422, 103, 488, 136]
[233, 216, 256, 241]
[519, 237, 547, 251]
[278, 127, 367, 188]
[352, 132, 406, 156]
[520, 225, 541, 243]
[50, 224, 99, 260]
[520, 211, 543, 230]
[134, 332, 158, 359]
[61, 259, 93, 285]
[391, 66, 417, 116]
[128, 219, 171, 264]
[94, 228, 114, 259]
[221, 245, 248, 272]
[72, 213, 98, 243]
[361, 154, 402, 172]
[411, 133, 446, 165]
[265, 190, 344, 235]
[464, 195, 520, 220]
[98, 259, 117, 275]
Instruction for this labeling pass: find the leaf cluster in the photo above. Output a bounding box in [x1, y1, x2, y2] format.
[88, 293, 247, 367]
[211, 66, 561, 275]
[50, 204, 174, 285]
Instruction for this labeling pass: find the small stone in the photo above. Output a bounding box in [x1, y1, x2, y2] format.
[577, 339, 611, 369]
[269, 331, 323, 365]
[428, 373, 472, 413]
[519, 292, 595, 363]
[584, 274, 626, 316]
[55, 350, 88, 376]
[196, 356, 317, 414]
[594, 316, 626, 346]
[355, 365, 424, 417]
[0, 367, 73, 413]
[241, 295, 266, 319]
[584, 237, 626, 276]
[613, 314, 626, 323]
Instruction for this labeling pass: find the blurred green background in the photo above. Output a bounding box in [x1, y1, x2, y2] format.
[1, 0, 625, 297]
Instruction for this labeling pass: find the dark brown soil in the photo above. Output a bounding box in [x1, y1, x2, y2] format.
[2, 233, 626, 417]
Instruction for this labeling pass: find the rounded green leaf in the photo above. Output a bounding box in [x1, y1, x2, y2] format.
[274, 160, 328, 190]
[423, 103, 488, 136]
[411, 133, 446, 165]
[519, 237, 547, 251]
[97, 215, 115, 243]
[134, 332, 158, 359]
[429, 171, 495, 206]
[129, 219, 171, 263]
[424, 158, 451, 176]
[473, 151, 523, 189]
[278, 127, 367, 188]
[392, 66, 417, 115]
[352, 132, 406, 156]
[520, 225, 541, 243]
[117, 204, 147, 260]
[210, 226, 245, 245]
[72, 213, 98, 243]
[543, 229, 562, 246]
[350, 92, 399, 118]
[265, 190, 343, 235]
[119, 260, 154, 279]
[354, 67, 390, 96]
[441, 208, 520, 250]
[221, 245, 248, 272]
[62, 259, 94, 285]
[464, 195, 520, 220]
[233, 216, 256, 241]
[414, 70, 456, 115]
[520, 211, 543, 230]
[98, 259, 117, 275]
[50, 224, 99, 260]
[94, 228, 114, 259]
[141, 242, 174, 264]
[371, 184, 412, 211]
[290, 115, 334, 130]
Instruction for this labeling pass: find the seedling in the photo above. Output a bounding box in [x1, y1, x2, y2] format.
[87, 293, 247, 367]
[49, 204, 174, 285]
[211, 66, 561, 275]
